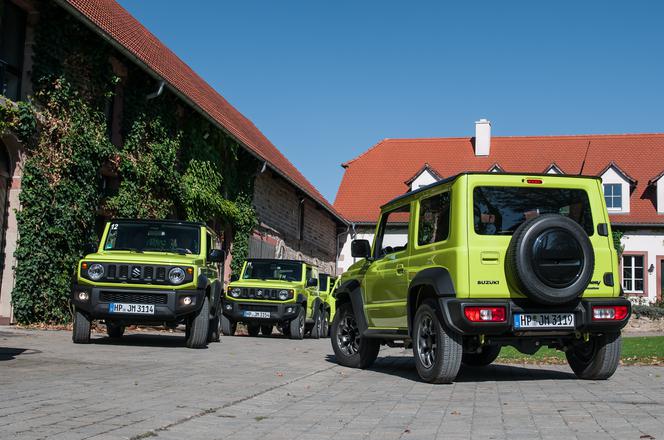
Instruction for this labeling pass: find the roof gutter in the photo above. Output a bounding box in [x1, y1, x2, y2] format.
[54, 0, 347, 226]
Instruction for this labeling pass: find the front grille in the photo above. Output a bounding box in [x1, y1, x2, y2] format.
[238, 288, 288, 300]
[100, 291, 168, 305]
[94, 263, 190, 285]
[238, 304, 278, 313]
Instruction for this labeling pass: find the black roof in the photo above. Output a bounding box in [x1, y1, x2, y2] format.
[382, 171, 602, 209]
[111, 218, 207, 227]
[246, 258, 309, 265]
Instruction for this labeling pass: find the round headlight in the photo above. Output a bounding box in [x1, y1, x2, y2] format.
[230, 288, 241, 298]
[278, 289, 290, 300]
[87, 263, 104, 281]
[168, 267, 186, 285]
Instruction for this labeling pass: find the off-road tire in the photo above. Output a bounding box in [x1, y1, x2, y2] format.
[507, 214, 594, 305]
[185, 296, 210, 349]
[331, 303, 380, 369]
[208, 306, 221, 342]
[412, 300, 462, 383]
[220, 315, 236, 336]
[310, 308, 322, 339]
[72, 309, 91, 344]
[462, 345, 501, 367]
[289, 307, 305, 340]
[321, 311, 329, 338]
[260, 324, 273, 336]
[566, 332, 622, 380]
[106, 322, 125, 339]
[247, 324, 261, 337]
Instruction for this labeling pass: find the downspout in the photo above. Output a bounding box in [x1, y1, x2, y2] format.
[335, 223, 352, 276]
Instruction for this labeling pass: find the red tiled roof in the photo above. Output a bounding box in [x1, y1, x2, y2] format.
[59, 0, 345, 223]
[334, 133, 664, 225]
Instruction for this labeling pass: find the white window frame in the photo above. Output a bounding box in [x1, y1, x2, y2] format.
[622, 254, 645, 294]
[603, 183, 623, 210]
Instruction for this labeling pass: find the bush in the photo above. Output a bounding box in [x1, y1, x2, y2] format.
[632, 305, 664, 320]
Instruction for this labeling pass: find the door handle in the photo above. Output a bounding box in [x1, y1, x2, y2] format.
[396, 264, 405, 276]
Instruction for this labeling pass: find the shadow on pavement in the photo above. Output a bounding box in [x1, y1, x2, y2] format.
[0, 347, 40, 361]
[325, 354, 576, 382]
[92, 333, 195, 348]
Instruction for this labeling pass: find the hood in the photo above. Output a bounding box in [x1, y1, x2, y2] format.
[83, 251, 203, 266]
[228, 279, 302, 289]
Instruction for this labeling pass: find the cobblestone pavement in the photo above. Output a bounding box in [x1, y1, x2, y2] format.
[1, 327, 663, 440]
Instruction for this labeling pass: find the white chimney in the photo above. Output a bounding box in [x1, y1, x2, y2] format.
[474, 119, 491, 156]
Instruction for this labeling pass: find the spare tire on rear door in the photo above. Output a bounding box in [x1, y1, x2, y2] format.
[506, 214, 594, 305]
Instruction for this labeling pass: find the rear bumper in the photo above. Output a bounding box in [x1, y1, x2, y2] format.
[440, 297, 631, 336]
[221, 297, 301, 324]
[71, 283, 205, 322]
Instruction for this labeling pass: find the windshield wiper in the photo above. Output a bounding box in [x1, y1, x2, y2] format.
[108, 247, 143, 253]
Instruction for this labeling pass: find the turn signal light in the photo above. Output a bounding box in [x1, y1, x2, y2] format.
[464, 306, 506, 322]
[81, 262, 88, 270]
[592, 305, 628, 321]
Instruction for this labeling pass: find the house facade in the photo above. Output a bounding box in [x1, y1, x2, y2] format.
[334, 120, 664, 304]
[0, 0, 346, 324]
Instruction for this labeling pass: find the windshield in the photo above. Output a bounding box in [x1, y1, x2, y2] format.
[242, 261, 303, 282]
[473, 186, 594, 236]
[103, 222, 201, 254]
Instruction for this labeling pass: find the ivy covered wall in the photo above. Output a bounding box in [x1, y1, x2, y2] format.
[2, 2, 258, 324]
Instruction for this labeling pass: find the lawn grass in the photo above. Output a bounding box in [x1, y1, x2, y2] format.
[497, 336, 664, 365]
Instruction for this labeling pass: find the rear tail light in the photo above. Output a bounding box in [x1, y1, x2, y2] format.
[592, 305, 628, 321]
[464, 306, 506, 322]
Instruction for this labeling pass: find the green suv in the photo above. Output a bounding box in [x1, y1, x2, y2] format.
[331, 173, 631, 383]
[223, 259, 326, 339]
[71, 219, 224, 348]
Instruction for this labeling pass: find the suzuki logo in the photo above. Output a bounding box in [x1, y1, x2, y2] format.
[257, 289, 263, 297]
[132, 267, 142, 278]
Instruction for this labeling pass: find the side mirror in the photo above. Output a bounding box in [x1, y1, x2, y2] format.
[208, 248, 225, 263]
[84, 242, 98, 255]
[307, 278, 318, 288]
[230, 273, 239, 282]
[351, 239, 372, 259]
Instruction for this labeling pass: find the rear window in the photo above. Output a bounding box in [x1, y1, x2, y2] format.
[473, 186, 594, 236]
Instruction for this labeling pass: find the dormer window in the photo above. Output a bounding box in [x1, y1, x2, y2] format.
[603, 183, 622, 210]
[405, 163, 441, 191]
[488, 164, 503, 173]
[544, 164, 564, 175]
[599, 162, 635, 213]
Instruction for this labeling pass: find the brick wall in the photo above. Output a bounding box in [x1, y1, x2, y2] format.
[252, 171, 339, 274]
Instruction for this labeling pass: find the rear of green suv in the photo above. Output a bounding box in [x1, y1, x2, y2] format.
[331, 173, 630, 383]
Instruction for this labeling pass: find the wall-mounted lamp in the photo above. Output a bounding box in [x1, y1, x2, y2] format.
[648, 264, 655, 273]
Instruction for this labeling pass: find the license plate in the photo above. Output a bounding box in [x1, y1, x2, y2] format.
[108, 303, 155, 314]
[243, 311, 270, 319]
[514, 313, 574, 329]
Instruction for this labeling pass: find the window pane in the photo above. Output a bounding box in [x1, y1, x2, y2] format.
[375, 204, 410, 258]
[635, 280, 644, 292]
[634, 256, 644, 268]
[418, 192, 451, 246]
[614, 184, 622, 196]
[473, 187, 593, 235]
[623, 279, 633, 291]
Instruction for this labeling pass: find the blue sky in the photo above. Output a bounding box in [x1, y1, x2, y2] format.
[117, 1, 664, 202]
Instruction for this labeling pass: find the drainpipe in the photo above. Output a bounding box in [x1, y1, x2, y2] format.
[146, 80, 165, 100]
[335, 223, 351, 276]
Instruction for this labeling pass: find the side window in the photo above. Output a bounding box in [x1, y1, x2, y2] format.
[374, 204, 411, 259]
[306, 266, 312, 282]
[418, 191, 451, 246]
[206, 233, 212, 255]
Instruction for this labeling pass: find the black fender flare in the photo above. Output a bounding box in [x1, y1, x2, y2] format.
[407, 267, 456, 336]
[334, 278, 368, 334]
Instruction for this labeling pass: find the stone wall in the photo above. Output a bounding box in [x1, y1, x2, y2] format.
[252, 170, 339, 275]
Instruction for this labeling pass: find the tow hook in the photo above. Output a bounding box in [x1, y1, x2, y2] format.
[479, 334, 485, 345]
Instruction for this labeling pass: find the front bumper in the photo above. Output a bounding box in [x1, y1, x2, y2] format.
[71, 283, 205, 322]
[440, 297, 631, 336]
[221, 297, 301, 324]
